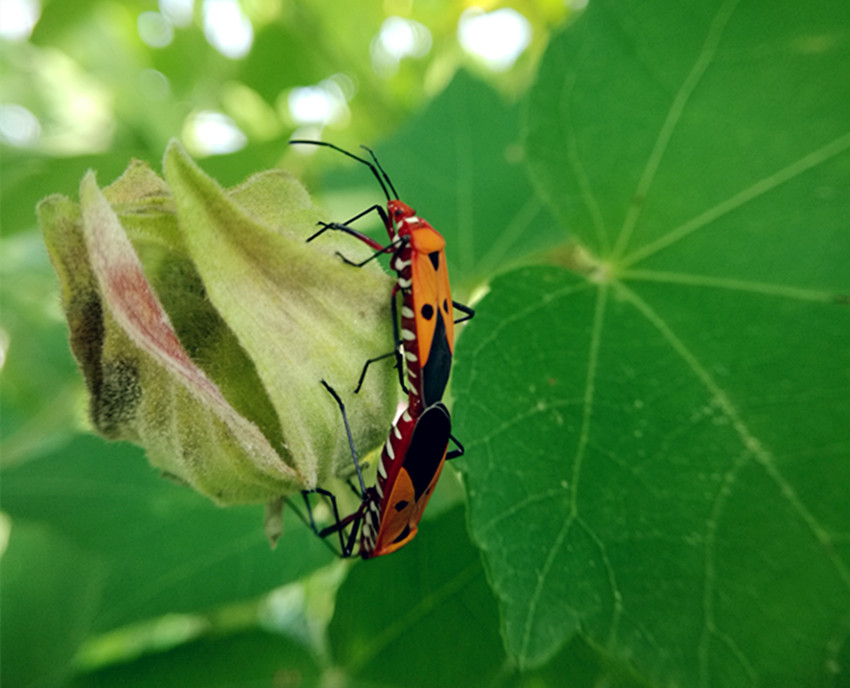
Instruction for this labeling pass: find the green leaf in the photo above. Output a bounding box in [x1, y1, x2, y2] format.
[0, 229, 82, 464]
[1, 522, 107, 688]
[453, 0, 850, 684]
[526, 0, 850, 271]
[328, 507, 505, 687]
[508, 634, 653, 688]
[1, 433, 334, 634]
[70, 629, 321, 688]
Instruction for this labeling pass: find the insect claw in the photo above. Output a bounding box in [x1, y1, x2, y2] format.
[335, 251, 359, 266]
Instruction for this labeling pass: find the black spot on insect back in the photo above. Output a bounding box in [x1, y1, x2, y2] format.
[392, 524, 412, 544]
[403, 403, 451, 500]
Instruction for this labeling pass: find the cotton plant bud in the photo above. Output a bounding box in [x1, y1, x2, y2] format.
[39, 140, 396, 525]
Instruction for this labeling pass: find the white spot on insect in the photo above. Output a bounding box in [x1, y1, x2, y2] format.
[406, 215, 421, 224]
[377, 460, 387, 478]
[404, 350, 418, 362]
[401, 328, 416, 341]
[398, 277, 412, 289]
[375, 481, 383, 498]
[394, 424, 402, 439]
[394, 258, 411, 271]
[386, 439, 395, 460]
[401, 306, 415, 319]
[401, 409, 412, 423]
[408, 385, 419, 396]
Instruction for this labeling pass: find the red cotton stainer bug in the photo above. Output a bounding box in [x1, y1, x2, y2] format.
[290, 140, 474, 558]
[302, 381, 464, 559]
[290, 140, 474, 415]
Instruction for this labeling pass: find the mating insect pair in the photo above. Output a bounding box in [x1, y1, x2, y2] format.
[307, 381, 462, 558]
[292, 140, 473, 559]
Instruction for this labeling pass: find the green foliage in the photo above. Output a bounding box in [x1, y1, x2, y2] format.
[2, 0, 848, 687]
[2, 435, 334, 631]
[454, 0, 849, 684]
[70, 630, 322, 688]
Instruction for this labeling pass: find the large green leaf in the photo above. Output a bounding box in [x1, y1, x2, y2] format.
[453, 0, 850, 685]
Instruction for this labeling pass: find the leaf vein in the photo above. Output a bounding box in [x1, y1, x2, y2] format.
[617, 282, 850, 592]
[699, 454, 759, 686]
[620, 132, 850, 267]
[613, 0, 742, 259]
[621, 269, 846, 302]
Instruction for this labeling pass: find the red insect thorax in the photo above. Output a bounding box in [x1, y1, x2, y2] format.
[387, 200, 446, 252]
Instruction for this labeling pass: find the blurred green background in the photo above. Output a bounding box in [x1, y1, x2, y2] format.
[2, 0, 849, 687]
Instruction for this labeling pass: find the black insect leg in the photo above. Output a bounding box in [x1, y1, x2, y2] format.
[446, 433, 465, 461]
[320, 380, 367, 496]
[452, 300, 475, 324]
[354, 290, 407, 395]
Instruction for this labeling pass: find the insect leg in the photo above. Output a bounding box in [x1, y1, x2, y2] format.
[312, 220, 404, 268]
[317, 502, 365, 558]
[320, 380, 367, 496]
[452, 300, 475, 324]
[353, 289, 407, 395]
[307, 205, 387, 247]
[298, 487, 351, 556]
[446, 433, 465, 461]
[353, 351, 397, 392]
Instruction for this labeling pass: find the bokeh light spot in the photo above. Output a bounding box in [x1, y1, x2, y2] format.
[203, 0, 253, 59]
[183, 110, 247, 155]
[458, 7, 532, 72]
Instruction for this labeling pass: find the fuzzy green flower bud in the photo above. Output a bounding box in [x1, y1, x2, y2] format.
[39, 141, 396, 520]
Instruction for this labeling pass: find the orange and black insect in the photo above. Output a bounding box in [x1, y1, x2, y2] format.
[303, 382, 463, 558]
[291, 140, 474, 414]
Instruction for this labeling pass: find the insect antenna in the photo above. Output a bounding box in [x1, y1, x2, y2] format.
[360, 145, 400, 200]
[290, 139, 395, 202]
